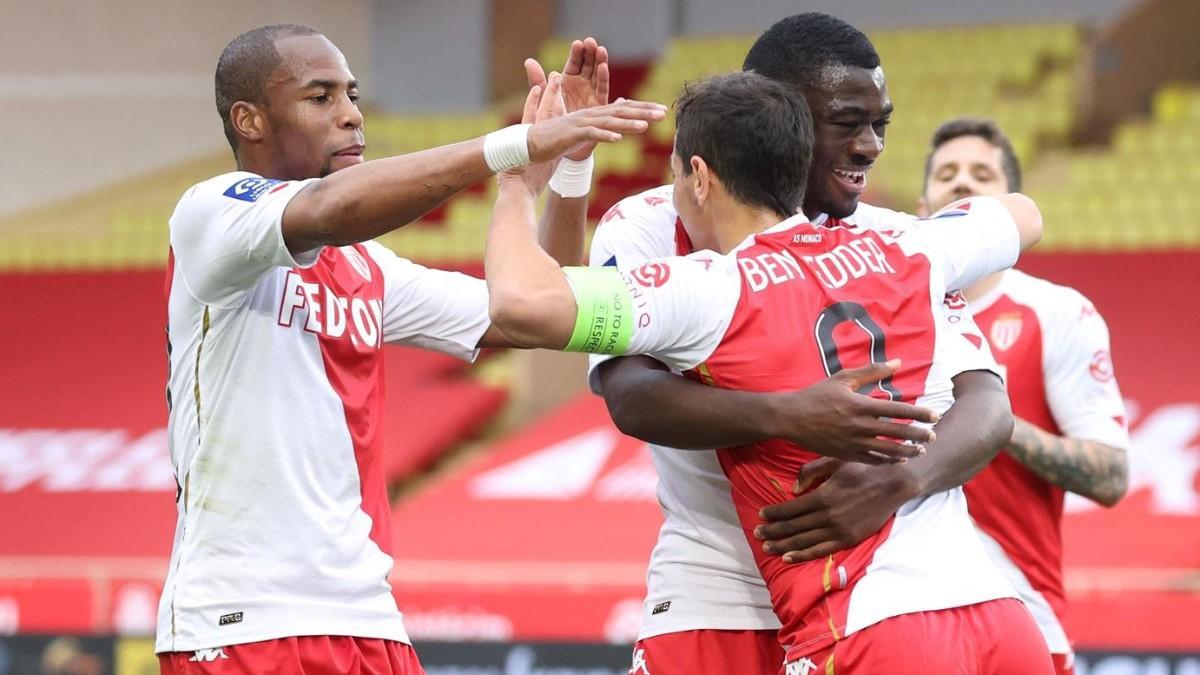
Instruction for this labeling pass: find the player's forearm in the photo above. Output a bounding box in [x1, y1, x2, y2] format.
[539, 192, 588, 267]
[597, 356, 776, 449]
[284, 138, 493, 251]
[485, 181, 576, 348]
[896, 370, 1013, 497]
[1006, 418, 1129, 506]
[998, 193, 1042, 250]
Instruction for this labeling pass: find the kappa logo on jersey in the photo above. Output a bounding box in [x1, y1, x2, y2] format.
[189, 648, 229, 662]
[278, 270, 383, 349]
[631, 262, 671, 288]
[643, 195, 668, 207]
[989, 313, 1024, 351]
[1089, 349, 1114, 382]
[600, 204, 625, 224]
[222, 177, 284, 202]
[785, 656, 818, 675]
[629, 648, 651, 674]
[343, 247, 372, 281]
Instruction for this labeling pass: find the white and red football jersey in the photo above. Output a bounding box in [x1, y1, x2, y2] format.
[588, 187, 1003, 640]
[589, 186, 779, 638]
[965, 269, 1130, 654]
[157, 172, 491, 653]
[586, 191, 1021, 653]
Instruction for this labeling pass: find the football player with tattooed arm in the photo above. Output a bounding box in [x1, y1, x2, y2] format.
[158, 24, 663, 674]
[485, 70, 1050, 674]
[918, 117, 1130, 675]
[561, 13, 1031, 674]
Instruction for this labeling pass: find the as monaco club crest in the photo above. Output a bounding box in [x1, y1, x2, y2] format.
[343, 247, 372, 281]
[989, 313, 1023, 351]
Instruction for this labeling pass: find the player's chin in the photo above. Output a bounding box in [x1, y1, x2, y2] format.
[329, 153, 365, 172]
[822, 179, 862, 219]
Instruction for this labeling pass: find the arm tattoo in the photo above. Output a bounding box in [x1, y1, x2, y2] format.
[1005, 418, 1129, 506]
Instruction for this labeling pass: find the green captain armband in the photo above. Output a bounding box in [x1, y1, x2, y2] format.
[563, 267, 635, 355]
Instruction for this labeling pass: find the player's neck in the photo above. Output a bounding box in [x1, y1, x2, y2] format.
[965, 271, 1007, 302]
[235, 148, 298, 181]
[706, 202, 786, 254]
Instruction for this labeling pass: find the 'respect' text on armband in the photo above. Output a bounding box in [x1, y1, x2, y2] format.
[562, 267, 634, 355]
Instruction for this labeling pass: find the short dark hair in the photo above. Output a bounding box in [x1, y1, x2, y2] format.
[924, 117, 1023, 191]
[674, 72, 813, 218]
[215, 24, 321, 153]
[742, 13, 881, 91]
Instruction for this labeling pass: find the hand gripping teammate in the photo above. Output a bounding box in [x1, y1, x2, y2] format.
[582, 14, 1036, 673]
[485, 72, 1053, 674]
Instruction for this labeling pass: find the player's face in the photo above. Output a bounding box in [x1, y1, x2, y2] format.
[262, 35, 365, 179]
[804, 66, 892, 219]
[921, 135, 1009, 213]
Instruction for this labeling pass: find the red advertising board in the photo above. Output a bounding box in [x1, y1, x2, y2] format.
[1, 252, 1197, 645]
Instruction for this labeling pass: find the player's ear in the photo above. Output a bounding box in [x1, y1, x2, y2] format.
[231, 101, 267, 144]
[916, 194, 930, 218]
[690, 155, 711, 206]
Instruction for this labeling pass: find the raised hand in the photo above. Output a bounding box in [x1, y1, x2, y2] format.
[525, 97, 665, 165]
[526, 37, 612, 160]
[502, 72, 568, 197]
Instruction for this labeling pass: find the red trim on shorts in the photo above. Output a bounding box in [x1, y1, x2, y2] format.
[632, 629, 783, 675]
[158, 635, 424, 674]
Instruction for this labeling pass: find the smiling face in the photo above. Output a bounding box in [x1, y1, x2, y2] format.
[257, 34, 365, 179]
[802, 65, 892, 219]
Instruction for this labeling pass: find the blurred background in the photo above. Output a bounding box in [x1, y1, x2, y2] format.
[0, 0, 1197, 673]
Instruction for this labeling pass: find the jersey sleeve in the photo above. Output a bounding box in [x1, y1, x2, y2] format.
[939, 291, 1004, 381]
[1041, 293, 1131, 449]
[564, 254, 738, 373]
[586, 188, 680, 390]
[364, 242, 491, 362]
[169, 172, 322, 307]
[890, 196, 1021, 292]
[587, 186, 678, 268]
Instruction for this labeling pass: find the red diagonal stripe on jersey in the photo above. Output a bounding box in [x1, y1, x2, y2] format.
[302, 245, 393, 559]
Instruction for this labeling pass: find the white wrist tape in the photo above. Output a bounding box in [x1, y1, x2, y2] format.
[549, 156, 595, 198]
[483, 124, 532, 173]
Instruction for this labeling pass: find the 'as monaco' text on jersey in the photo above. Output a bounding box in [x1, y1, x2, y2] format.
[586, 191, 1021, 654]
[159, 172, 490, 653]
[965, 270, 1130, 655]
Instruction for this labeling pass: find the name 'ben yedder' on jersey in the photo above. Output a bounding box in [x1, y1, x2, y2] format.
[568, 195, 1020, 655]
[159, 172, 491, 653]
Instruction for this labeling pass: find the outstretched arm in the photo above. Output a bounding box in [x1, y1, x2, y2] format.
[756, 369, 1012, 563]
[281, 90, 665, 254]
[597, 356, 939, 465]
[485, 78, 665, 348]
